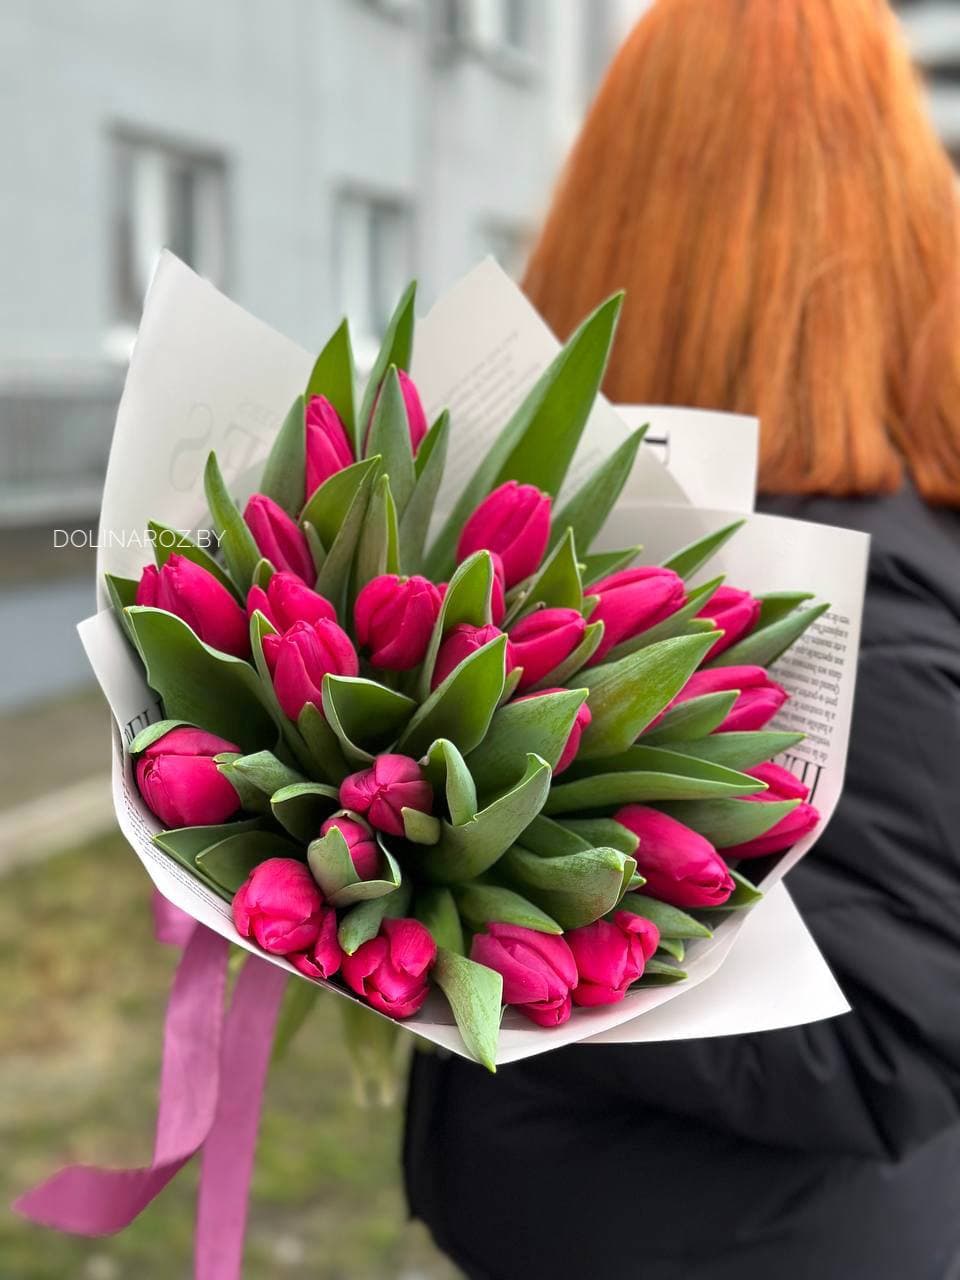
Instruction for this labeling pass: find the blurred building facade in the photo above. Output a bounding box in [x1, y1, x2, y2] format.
[0, 0, 645, 528]
[898, 0, 960, 156]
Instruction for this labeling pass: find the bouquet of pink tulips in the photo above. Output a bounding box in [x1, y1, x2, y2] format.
[105, 284, 826, 1066]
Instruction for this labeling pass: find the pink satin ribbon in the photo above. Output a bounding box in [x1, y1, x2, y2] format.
[14, 892, 288, 1280]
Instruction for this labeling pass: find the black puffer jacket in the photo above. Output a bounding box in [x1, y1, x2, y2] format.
[404, 486, 960, 1280]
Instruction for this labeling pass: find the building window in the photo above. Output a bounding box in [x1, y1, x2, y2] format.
[436, 0, 534, 70]
[336, 191, 414, 365]
[111, 128, 228, 343]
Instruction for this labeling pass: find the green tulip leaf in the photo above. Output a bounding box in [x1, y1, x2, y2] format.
[105, 573, 141, 647]
[357, 281, 416, 446]
[635, 957, 689, 985]
[404, 753, 551, 884]
[545, 749, 765, 814]
[501, 844, 636, 930]
[125, 606, 278, 753]
[153, 818, 265, 901]
[218, 749, 305, 801]
[366, 365, 416, 514]
[127, 718, 196, 754]
[260, 394, 306, 518]
[425, 292, 623, 578]
[399, 409, 449, 573]
[657, 937, 686, 962]
[661, 520, 745, 580]
[310, 459, 380, 614]
[641, 690, 738, 743]
[580, 546, 642, 585]
[307, 826, 402, 907]
[669, 730, 804, 771]
[616, 893, 713, 939]
[513, 813, 590, 858]
[417, 550, 496, 699]
[305, 316, 357, 450]
[402, 807, 442, 845]
[195, 830, 302, 894]
[467, 686, 587, 795]
[454, 882, 562, 934]
[558, 817, 639, 856]
[504, 529, 583, 624]
[203, 451, 262, 593]
[399, 634, 507, 759]
[270, 780, 341, 842]
[337, 881, 412, 955]
[321, 675, 416, 762]
[756, 590, 815, 629]
[578, 631, 716, 758]
[301, 456, 381, 549]
[297, 702, 351, 785]
[433, 949, 503, 1072]
[414, 886, 465, 955]
[421, 738, 478, 826]
[655, 796, 801, 848]
[351, 473, 400, 604]
[709, 602, 830, 669]
[550, 427, 646, 556]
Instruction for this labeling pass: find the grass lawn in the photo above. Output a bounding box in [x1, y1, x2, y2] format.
[1, 833, 461, 1279]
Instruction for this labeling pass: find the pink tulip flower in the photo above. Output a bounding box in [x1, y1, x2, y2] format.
[136, 555, 249, 658]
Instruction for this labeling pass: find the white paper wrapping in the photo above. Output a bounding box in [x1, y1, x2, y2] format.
[81, 252, 867, 1063]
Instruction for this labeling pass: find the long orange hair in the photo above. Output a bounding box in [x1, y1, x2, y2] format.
[523, 0, 960, 504]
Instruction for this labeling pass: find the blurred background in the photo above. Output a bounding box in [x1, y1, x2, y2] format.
[1, 1, 957, 1275]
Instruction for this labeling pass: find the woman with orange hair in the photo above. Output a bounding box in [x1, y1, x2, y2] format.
[404, 2, 960, 1277]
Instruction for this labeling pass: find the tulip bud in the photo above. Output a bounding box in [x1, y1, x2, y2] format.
[341, 917, 437, 1018]
[489, 553, 506, 625]
[261, 618, 359, 721]
[671, 665, 789, 732]
[397, 370, 429, 454]
[354, 574, 443, 670]
[319, 814, 381, 881]
[587, 566, 686, 664]
[723, 762, 820, 858]
[232, 857, 326, 954]
[136, 555, 249, 658]
[517, 688, 593, 774]
[243, 493, 315, 583]
[339, 754, 433, 838]
[697, 585, 761, 660]
[567, 910, 660, 1007]
[745, 761, 810, 802]
[290, 908, 343, 980]
[246, 572, 337, 633]
[614, 806, 735, 908]
[136, 726, 242, 828]
[456, 481, 551, 588]
[305, 394, 354, 501]
[724, 802, 820, 860]
[431, 622, 505, 690]
[471, 922, 577, 1027]
[508, 607, 586, 692]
